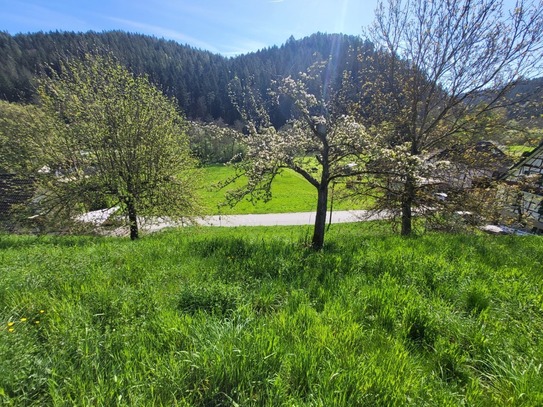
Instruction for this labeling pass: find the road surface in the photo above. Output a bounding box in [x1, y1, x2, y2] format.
[79, 207, 387, 235]
[141, 210, 385, 233]
[198, 210, 382, 227]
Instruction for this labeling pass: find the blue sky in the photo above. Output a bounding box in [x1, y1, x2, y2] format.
[0, 0, 379, 56]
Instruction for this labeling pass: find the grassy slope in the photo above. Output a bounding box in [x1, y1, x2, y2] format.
[199, 165, 361, 215]
[1, 224, 542, 405]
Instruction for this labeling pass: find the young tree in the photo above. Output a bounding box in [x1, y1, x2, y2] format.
[37, 54, 200, 239]
[228, 61, 374, 250]
[360, 0, 543, 235]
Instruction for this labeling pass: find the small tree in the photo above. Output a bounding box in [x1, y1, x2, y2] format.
[228, 61, 374, 250]
[37, 54, 200, 239]
[360, 0, 543, 235]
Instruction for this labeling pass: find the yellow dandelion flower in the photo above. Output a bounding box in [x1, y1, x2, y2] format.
[34, 320, 40, 325]
[8, 327, 14, 333]
[7, 321, 14, 327]
[20, 317, 27, 322]
[39, 310, 45, 314]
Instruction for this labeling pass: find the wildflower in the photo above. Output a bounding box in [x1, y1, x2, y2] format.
[8, 327, 14, 333]
[20, 317, 27, 322]
[7, 321, 14, 327]
[35, 320, 40, 325]
[39, 310, 45, 314]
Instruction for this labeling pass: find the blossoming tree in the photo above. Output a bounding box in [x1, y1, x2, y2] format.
[228, 61, 375, 250]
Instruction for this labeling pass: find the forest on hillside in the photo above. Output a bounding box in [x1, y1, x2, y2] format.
[1, 30, 542, 128]
[0, 31, 373, 127]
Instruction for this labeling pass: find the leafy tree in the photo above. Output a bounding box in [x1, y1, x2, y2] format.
[0, 101, 55, 227]
[228, 61, 374, 250]
[0, 100, 52, 174]
[187, 120, 245, 164]
[359, 0, 543, 235]
[37, 54, 200, 239]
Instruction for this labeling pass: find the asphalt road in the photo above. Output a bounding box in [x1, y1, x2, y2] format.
[79, 207, 385, 235]
[141, 210, 386, 234]
[198, 210, 382, 227]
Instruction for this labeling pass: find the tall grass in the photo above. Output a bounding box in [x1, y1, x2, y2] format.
[1, 225, 542, 405]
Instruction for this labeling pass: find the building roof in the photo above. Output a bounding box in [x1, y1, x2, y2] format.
[501, 140, 543, 180]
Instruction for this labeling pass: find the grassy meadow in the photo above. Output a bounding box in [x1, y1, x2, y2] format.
[1, 223, 543, 405]
[199, 165, 361, 215]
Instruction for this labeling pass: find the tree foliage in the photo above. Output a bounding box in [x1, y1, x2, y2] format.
[0, 100, 53, 174]
[36, 54, 200, 239]
[358, 0, 543, 235]
[187, 120, 246, 164]
[0, 31, 373, 127]
[228, 60, 374, 250]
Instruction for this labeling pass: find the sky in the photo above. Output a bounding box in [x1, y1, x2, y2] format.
[0, 0, 380, 56]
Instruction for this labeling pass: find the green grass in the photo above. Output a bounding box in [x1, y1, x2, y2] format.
[199, 164, 361, 215]
[1, 224, 542, 405]
[505, 144, 535, 157]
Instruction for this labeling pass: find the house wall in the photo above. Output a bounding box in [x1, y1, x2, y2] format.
[519, 191, 543, 231]
[505, 146, 543, 232]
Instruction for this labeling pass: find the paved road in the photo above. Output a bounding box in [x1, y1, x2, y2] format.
[80, 207, 385, 234]
[197, 210, 383, 227]
[142, 210, 387, 234]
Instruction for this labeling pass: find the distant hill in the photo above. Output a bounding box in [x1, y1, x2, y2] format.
[505, 77, 543, 125]
[0, 31, 369, 126]
[0, 30, 541, 127]
[468, 76, 543, 126]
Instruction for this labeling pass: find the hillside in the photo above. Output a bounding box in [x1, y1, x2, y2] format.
[1, 30, 541, 132]
[0, 31, 369, 127]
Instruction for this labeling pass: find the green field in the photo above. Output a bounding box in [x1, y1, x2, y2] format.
[1, 224, 542, 405]
[199, 165, 361, 215]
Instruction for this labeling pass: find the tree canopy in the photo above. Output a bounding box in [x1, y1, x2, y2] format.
[0, 100, 53, 175]
[227, 60, 374, 250]
[0, 31, 372, 127]
[36, 54, 201, 239]
[358, 0, 543, 235]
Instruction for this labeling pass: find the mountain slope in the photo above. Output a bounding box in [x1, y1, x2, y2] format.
[0, 31, 368, 125]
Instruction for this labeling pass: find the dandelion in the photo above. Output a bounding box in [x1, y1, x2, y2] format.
[8, 327, 14, 333]
[35, 320, 40, 325]
[7, 321, 14, 327]
[20, 317, 27, 322]
[39, 310, 45, 314]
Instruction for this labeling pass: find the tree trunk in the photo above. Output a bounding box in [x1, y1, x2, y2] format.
[401, 176, 415, 236]
[312, 183, 329, 250]
[127, 199, 139, 240]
